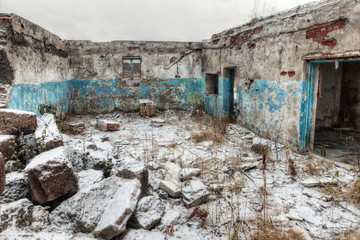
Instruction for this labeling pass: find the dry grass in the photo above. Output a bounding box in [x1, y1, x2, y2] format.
[332, 229, 360, 240]
[191, 129, 225, 144]
[346, 179, 360, 205]
[251, 220, 305, 240]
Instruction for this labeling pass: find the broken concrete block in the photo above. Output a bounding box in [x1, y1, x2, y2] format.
[24, 146, 78, 204]
[0, 109, 37, 135]
[35, 113, 63, 151]
[0, 135, 17, 160]
[301, 177, 338, 187]
[182, 180, 209, 208]
[139, 99, 155, 117]
[50, 177, 141, 239]
[129, 196, 165, 230]
[162, 162, 181, 180]
[180, 168, 201, 181]
[150, 118, 165, 127]
[95, 120, 120, 131]
[77, 169, 104, 190]
[0, 153, 5, 195]
[0, 172, 30, 204]
[159, 179, 182, 198]
[188, 207, 208, 226]
[0, 199, 34, 231]
[112, 156, 148, 197]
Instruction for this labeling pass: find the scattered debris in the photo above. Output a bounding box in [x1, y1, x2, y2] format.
[150, 118, 165, 127]
[95, 120, 120, 131]
[182, 180, 209, 208]
[159, 179, 182, 198]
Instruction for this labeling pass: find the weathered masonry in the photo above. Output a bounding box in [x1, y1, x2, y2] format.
[1, 0, 360, 151]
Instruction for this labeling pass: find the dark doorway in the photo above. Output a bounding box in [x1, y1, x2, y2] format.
[312, 61, 360, 162]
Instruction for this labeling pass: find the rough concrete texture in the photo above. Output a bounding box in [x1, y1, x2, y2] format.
[0, 171, 29, 204]
[2, 0, 360, 149]
[24, 146, 78, 204]
[0, 109, 37, 135]
[202, 0, 360, 148]
[0, 135, 17, 160]
[35, 113, 63, 150]
[0, 152, 5, 195]
[49, 176, 141, 239]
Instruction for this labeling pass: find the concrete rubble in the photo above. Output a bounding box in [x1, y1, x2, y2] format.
[95, 119, 120, 131]
[112, 156, 148, 197]
[24, 146, 78, 204]
[0, 172, 29, 204]
[35, 113, 63, 150]
[182, 180, 209, 208]
[49, 177, 141, 239]
[0, 109, 37, 135]
[129, 196, 165, 230]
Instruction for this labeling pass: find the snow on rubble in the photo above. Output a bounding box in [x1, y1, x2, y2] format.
[0, 109, 359, 239]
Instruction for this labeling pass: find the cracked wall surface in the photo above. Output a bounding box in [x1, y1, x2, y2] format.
[2, 0, 360, 148]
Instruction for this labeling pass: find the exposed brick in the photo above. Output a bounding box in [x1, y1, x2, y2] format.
[211, 39, 220, 44]
[280, 72, 287, 76]
[288, 71, 296, 77]
[327, 26, 334, 32]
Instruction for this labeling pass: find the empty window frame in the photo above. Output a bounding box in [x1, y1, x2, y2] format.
[123, 57, 141, 79]
[205, 73, 219, 95]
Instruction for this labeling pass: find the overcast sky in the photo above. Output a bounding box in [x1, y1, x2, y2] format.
[0, 0, 316, 42]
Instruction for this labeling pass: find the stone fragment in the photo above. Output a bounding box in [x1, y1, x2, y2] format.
[35, 113, 63, 150]
[0, 172, 29, 204]
[129, 196, 165, 230]
[95, 120, 119, 131]
[0, 109, 37, 135]
[0, 153, 5, 195]
[49, 177, 141, 239]
[24, 146, 78, 204]
[0, 135, 17, 160]
[150, 118, 165, 127]
[180, 168, 201, 180]
[162, 162, 181, 180]
[286, 209, 303, 221]
[77, 169, 104, 190]
[159, 179, 182, 198]
[188, 207, 208, 226]
[182, 180, 209, 208]
[0, 199, 34, 231]
[112, 156, 148, 197]
[301, 177, 338, 187]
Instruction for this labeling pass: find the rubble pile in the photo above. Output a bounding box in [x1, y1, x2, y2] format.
[0, 109, 359, 239]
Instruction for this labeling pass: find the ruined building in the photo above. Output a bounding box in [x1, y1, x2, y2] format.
[1, 0, 360, 152]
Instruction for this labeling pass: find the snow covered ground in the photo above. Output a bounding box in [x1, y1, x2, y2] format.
[1, 109, 360, 240]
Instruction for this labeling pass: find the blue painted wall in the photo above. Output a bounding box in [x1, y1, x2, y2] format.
[202, 73, 234, 117]
[8, 78, 202, 115]
[236, 79, 309, 148]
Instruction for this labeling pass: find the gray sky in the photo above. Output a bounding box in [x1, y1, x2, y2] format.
[0, 0, 316, 42]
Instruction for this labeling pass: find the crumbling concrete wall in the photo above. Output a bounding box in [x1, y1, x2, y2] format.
[1, 14, 71, 112]
[202, 0, 360, 148]
[66, 41, 202, 113]
[3, 15, 203, 114]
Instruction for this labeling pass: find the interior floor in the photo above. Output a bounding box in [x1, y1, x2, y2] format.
[313, 129, 360, 162]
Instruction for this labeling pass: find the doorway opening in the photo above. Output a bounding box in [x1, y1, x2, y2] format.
[224, 68, 236, 117]
[311, 60, 360, 162]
